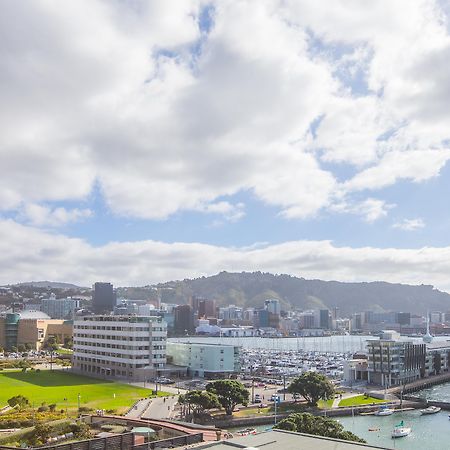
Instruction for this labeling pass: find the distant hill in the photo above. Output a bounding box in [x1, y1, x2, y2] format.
[14, 281, 84, 290]
[153, 271, 450, 316]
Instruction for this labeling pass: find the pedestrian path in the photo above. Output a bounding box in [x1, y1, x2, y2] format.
[125, 397, 152, 418]
[141, 395, 179, 420]
[331, 392, 361, 409]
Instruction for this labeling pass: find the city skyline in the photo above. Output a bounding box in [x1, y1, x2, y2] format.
[2, 1, 450, 289]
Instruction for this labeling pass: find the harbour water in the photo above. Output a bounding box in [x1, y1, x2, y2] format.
[233, 408, 450, 450]
[339, 409, 450, 450]
[334, 381, 450, 449]
[169, 335, 373, 354]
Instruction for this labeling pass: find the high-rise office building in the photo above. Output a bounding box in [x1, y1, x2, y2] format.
[319, 309, 330, 329]
[264, 299, 280, 315]
[174, 304, 195, 335]
[92, 282, 116, 313]
[198, 299, 216, 318]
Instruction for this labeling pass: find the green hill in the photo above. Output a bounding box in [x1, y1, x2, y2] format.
[146, 271, 450, 316]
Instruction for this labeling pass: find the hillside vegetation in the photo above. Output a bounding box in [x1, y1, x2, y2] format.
[149, 271, 450, 316]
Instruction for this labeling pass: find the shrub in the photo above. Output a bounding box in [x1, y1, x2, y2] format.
[7, 395, 29, 409]
[78, 407, 93, 413]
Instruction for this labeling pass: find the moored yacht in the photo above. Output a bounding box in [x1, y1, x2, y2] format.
[391, 421, 411, 438]
[420, 405, 441, 415]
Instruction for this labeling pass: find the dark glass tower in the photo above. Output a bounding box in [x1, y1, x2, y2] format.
[92, 282, 116, 313]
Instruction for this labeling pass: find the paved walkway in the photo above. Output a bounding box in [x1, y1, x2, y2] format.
[331, 392, 363, 408]
[124, 397, 152, 419]
[142, 395, 179, 420]
[129, 381, 187, 395]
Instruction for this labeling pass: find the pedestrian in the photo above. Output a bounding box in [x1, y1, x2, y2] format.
[163, 397, 166, 403]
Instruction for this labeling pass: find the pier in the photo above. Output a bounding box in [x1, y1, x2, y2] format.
[385, 371, 450, 395]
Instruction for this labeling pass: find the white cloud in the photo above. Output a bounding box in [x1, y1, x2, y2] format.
[2, 220, 450, 290]
[344, 149, 450, 192]
[19, 204, 93, 228]
[393, 218, 426, 231]
[1, 0, 450, 225]
[331, 198, 395, 223]
[199, 201, 245, 223]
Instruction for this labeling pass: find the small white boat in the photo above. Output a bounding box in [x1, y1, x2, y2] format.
[374, 406, 395, 416]
[420, 406, 441, 415]
[236, 428, 257, 436]
[391, 421, 411, 438]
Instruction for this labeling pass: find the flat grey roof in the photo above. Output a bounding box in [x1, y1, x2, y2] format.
[194, 430, 391, 450]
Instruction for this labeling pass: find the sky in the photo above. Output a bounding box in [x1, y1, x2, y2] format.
[2, 0, 450, 289]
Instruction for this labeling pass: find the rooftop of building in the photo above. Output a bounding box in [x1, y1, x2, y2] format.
[75, 314, 164, 323]
[16, 310, 51, 320]
[192, 430, 390, 450]
[167, 341, 238, 348]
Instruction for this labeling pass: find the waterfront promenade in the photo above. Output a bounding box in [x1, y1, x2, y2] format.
[382, 371, 450, 395]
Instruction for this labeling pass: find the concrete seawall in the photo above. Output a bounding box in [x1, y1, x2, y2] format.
[212, 401, 423, 428]
[387, 371, 450, 395]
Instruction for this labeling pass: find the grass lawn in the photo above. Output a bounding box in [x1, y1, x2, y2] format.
[0, 370, 166, 414]
[55, 348, 73, 355]
[234, 402, 308, 418]
[317, 398, 334, 409]
[338, 395, 387, 407]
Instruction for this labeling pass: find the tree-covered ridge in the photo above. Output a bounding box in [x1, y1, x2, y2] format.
[149, 271, 450, 316]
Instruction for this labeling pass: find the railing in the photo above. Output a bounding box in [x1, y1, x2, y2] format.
[133, 432, 204, 449]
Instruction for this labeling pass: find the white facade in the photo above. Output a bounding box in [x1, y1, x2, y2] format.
[73, 315, 167, 381]
[195, 319, 221, 335]
[343, 359, 368, 383]
[167, 341, 240, 378]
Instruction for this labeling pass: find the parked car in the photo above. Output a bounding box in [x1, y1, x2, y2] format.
[156, 377, 174, 384]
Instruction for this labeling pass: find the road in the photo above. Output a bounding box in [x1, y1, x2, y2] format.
[141, 395, 179, 420]
[124, 398, 152, 419]
[129, 381, 187, 395]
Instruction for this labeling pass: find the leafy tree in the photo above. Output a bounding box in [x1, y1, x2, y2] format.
[17, 344, 26, 353]
[44, 336, 59, 351]
[206, 380, 249, 415]
[7, 395, 30, 409]
[30, 422, 52, 446]
[288, 372, 334, 407]
[181, 390, 220, 415]
[275, 413, 365, 443]
[64, 337, 73, 349]
[25, 343, 33, 351]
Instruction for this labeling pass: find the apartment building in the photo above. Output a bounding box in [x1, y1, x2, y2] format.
[73, 315, 167, 381]
[41, 294, 80, 319]
[167, 341, 240, 378]
[367, 330, 450, 387]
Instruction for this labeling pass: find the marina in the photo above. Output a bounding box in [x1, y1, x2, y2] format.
[240, 347, 351, 379]
[170, 335, 372, 354]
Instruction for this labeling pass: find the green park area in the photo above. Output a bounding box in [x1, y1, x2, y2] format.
[0, 370, 166, 414]
[338, 394, 386, 407]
